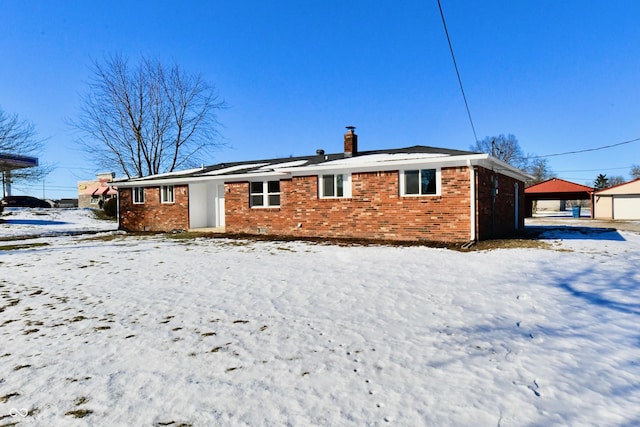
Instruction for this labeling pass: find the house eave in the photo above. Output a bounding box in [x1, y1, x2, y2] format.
[114, 153, 531, 188]
[281, 153, 531, 182]
[115, 171, 290, 187]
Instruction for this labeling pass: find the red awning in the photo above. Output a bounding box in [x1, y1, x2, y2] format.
[81, 183, 117, 196]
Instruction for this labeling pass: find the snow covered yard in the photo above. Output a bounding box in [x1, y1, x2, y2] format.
[1, 209, 640, 426]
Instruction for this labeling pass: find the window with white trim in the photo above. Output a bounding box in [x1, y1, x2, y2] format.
[400, 169, 439, 196]
[133, 187, 145, 204]
[161, 185, 175, 203]
[250, 180, 280, 207]
[319, 173, 351, 198]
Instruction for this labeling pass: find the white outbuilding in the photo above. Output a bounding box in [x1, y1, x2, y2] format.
[593, 178, 640, 220]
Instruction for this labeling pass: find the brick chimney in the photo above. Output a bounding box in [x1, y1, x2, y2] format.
[344, 126, 358, 157]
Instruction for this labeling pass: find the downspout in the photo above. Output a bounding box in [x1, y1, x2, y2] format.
[468, 160, 476, 242]
[514, 182, 519, 230]
[116, 189, 121, 231]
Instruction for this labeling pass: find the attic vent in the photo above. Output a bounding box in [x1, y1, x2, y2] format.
[316, 149, 325, 155]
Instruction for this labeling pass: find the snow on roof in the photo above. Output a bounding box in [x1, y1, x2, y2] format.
[126, 167, 205, 181]
[255, 159, 309, 170]
[202, 163, 270, 176]
[321, 152, 450, 166]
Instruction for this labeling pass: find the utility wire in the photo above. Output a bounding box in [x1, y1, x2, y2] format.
[554, 166, 632, 173]
[437, 0, 479, 144]
[529, 137, 640, 159]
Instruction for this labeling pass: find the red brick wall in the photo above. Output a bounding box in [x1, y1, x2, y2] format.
[225, 167, 474, 242]
[119, 185, 189, 232]
[475, 167, 525, 240]
[118, 167, 526, 242]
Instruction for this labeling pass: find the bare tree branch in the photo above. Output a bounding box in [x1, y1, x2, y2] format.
[471, 134, 528, 170]
[0, 107, 50, 191]
[71, 54, 225, 178]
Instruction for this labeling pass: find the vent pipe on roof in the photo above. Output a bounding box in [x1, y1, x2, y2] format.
[316, 149, 325, 156]
[344, 126, 358, 157]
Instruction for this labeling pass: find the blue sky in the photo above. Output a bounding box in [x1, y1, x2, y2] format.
[1, 0, 638, 198]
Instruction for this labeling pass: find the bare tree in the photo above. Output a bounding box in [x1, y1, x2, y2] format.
[471, 134, 528, 170]
[72, 54, 226, 178]
[0, 107, 49, 195]
[630, 164, 640, 179]
[526, 158, 554, 184]
[607, 175, 626, 187]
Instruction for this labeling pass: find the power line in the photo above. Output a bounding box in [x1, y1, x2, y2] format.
[437, 0, 479, 144]
[554, 166, 632, 173]
[530, 137, 640, 159]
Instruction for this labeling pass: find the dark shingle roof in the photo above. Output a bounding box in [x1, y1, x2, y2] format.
[120, 145, 481, 183]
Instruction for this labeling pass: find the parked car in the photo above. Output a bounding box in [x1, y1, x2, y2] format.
[1, 195, 52, 208]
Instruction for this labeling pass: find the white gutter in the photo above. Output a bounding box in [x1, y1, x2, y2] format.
[115, 171, 290, 187]
[279, 153, 531, 182]
[468, 159, 476, 242]
[279, 153, 491, 175]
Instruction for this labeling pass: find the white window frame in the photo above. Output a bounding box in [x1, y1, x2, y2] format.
[399, 168, 441, 196]
[133, 187, 145, 204]
[161, 185, 175, 204]
[319, 173, 352, 199]
[250, 180, 280, 208]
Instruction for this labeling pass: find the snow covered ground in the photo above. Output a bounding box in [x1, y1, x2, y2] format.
[1, 208, 639, 426]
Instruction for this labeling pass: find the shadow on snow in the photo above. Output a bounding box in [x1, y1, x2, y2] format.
[525, 225, 626, 241]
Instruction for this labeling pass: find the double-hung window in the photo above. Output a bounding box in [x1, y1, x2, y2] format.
[133, 187, 145, 204]
[250, 180, 280, 208]
[319, 173, 351, 198]
[161, 185, 175, 203]
[401, 169, 439, 196]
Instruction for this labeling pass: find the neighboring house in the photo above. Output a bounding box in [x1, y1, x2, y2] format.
[115, 128, 531, 243]
[594, 178, 640, 220]
[78, 172, 118, 209]
[524, 178, 593, 217]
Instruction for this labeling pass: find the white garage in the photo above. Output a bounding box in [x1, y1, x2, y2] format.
[594, 179, 640, 220]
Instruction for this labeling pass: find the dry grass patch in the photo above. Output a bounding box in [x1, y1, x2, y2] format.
[65, 409, 93, 418]
[0, 392, 20, 403]
[0, 242, 49, 251]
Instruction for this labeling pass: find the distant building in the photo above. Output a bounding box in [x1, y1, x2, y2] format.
[1, 152, 38, 197]
[78, 172, 117, 209]
[524, 178, 593, 217]
[56, 198, 79, 208]
[594, 178, 640, 220]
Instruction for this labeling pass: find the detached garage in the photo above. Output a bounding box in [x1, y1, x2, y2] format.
[594, 178, 640, 220]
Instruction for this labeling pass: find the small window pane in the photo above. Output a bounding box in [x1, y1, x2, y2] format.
[405, 170, 419, 194]
[268, 194, 280, 206]
[250, 182, 263, 193]
[336, 174, 344, 197]
[251, 195, 264, 206]
[133, 187, 145, 204]
[421, 169, 436, 194]
[322, 175, 335, 197]
[267, 181, 280, 193]
[161, 186, 174, 203]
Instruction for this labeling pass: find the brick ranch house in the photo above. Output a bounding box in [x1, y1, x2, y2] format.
[115, 128, 531, 243]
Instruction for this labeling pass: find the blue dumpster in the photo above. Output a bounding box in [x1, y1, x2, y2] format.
[572, 206, 581, 218]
